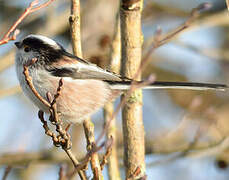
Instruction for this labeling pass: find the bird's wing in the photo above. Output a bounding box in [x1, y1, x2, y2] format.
[46, 55, 122, 81]
[46, 53, 228, 91]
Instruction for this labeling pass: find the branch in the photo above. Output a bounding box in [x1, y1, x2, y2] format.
[96, 0, 206, 152]
[0, 86, 21, 99]
[0, 0, 55, 46]
[83, 120, 103, 179]
[0, 151, 68, 165]
[58, 165, 66, 180]
[127, 167, 147, 180]
[96, 2, 211, 179]
[69, 0, 103, 179]
[97, 75, 155, 144]
[148, 136, 229, 167]
[97, 5, 212, 136]
[23, 58, 50, 108]
[69, 0, 82, 56]
[100, 137, 113, 170]
[23, 60, 87, 180]
[120, 0, 146, 178]
[142, 3, 211, 69]
[0, 8, 70, 74]
[1, 166, 12, 180]
[30, 0, 55, 13]
[140, 3, 212, 83]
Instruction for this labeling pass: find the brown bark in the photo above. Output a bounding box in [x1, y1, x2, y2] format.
[120, 0, 146, 179]
[69, 0, 82, 56]
[70, 1, 103, 179]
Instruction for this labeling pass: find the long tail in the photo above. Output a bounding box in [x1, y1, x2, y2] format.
[107, 81, 227, 91]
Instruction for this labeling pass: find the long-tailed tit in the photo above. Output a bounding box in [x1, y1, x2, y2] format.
[14, 35, 227, 123]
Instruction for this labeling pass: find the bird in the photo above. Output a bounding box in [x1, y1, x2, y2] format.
[14, 34, 227, 123]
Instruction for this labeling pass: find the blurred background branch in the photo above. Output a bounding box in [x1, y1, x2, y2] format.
[103, 7, 121, 180]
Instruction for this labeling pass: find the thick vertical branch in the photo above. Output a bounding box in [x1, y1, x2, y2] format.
[120, 0, 145, 179]
[69, 1, 103, 179]
[69, 0, 82, 56]
[103, 10, 121, 180]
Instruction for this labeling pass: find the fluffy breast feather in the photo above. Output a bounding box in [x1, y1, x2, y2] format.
[17, 64, 119, 123]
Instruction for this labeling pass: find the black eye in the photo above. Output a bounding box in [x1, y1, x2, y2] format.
[24, 46, 31, 52]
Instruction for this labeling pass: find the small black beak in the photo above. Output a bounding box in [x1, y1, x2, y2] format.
[14, 41, 21, 48]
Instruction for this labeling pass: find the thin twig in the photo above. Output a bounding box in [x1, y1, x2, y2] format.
[30, 0, 55, 13]
[69, 0, 103, 179]
[0, 0, 55, 45]
[67, 156, 91, 179]
[98, 2, 210, 179]
[67, 140, 113, 178]
[58, 164, 66, 180]
[1, 166, 12, 180]
[83, 120, 103, 179]
[0, 151, 69, 166]
[97, 75, 156, 145]
[127, 167, 143, 180]
[40, 101, 87, 180]
[100, 136, 113, 170]
[23, 61, 87, 180]
[23, 58, 50, 108]
[0, 7, 70, 74]
[148, 105, 222, 166]
[139, 3, 212, 83]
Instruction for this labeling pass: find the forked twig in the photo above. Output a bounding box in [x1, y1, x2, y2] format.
[0, 0, 55, 45]
[67, 139, 113, 178]
[140, 3, 212, 81]
[23, 60, 87, 180]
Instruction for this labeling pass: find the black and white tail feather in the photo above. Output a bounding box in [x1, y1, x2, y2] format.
[106, 80, 227, 91]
